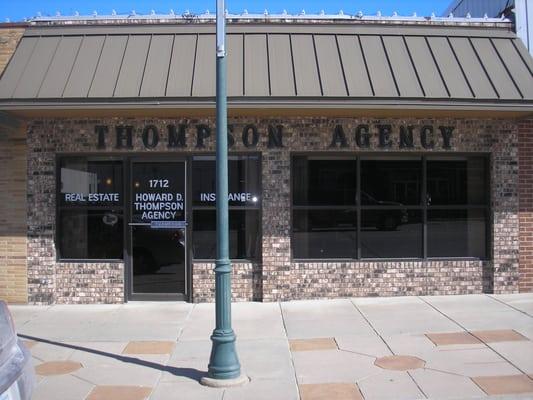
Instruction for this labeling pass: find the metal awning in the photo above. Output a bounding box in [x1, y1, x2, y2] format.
[0, 22, 532, 115]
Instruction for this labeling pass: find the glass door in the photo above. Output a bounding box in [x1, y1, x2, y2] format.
[129, 161, 187, 299]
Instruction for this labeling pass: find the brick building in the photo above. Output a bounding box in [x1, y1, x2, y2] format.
[0, 12, 532, 304]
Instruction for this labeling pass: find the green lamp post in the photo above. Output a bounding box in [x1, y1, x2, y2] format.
[200, 0, 247, 387]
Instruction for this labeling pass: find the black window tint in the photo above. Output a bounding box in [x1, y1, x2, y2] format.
[58, 158, 124, 260]
[59, 210, 123, 259]
[293, 209, 356, 259]
[427, 209, 486, 258]
[361, 159, 421, 205]
[193, 210, 260, 259]
[293, 157, 357, 206]
[60, 159, 123, 207]
[192, 156, 261, 207]
[427, 158, 486, 205]
[361, 210, 422, 258]
[192, 154, 261, 260]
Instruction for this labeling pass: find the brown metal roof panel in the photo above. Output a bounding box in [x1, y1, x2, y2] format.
[426, 36, 473, 98]
[470, 38, 522, 100]
[166, 34, 197, 97]
[63, 36, 105, 98]
[192, 34, 215, 97]
[227, 34, 243, 96]
[0, 36, 38, 99]
[291, 34, 321, 96]
[359, 36, 397, 97]
[88, 35, 128, 98]
[38, 36, 83, 98]
[404, 36, 448, 98]
[448, 37, 497, 99]
[244, 34, 269, 96]
[12, 36, 61, 99]
[492, 38, 533, 99]
[314, 35, 346, 96]
[336, 35, 372, 97]
[513, 38, 533, 75]
[114, 35, 151, 97]
[382, 36, 423, 97]
[267, 34, 295, 97]
[139, 35, 173, 97]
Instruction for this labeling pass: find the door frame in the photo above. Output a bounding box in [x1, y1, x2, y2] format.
[126, 156, 191, 302]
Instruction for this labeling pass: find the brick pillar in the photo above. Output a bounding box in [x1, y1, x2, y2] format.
[519, 119, 533, 292]
[491, 121, 520, 294]
[0, 121, 28, 303]
[261, 148, 291, 301]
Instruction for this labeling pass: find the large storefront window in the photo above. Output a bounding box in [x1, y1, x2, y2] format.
[191, 155, 261, 260]
[58, 158, 124, 260]
[292, 155, 489, 260]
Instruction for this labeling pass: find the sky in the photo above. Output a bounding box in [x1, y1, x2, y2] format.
[0, 1, 453, 22]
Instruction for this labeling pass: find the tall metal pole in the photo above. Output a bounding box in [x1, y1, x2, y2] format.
[202, 0, 243, 384]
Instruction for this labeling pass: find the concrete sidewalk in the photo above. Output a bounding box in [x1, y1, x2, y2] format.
[9, 294, 533, 400]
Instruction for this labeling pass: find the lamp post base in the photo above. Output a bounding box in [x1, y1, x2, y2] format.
[200, 374, 249, 388]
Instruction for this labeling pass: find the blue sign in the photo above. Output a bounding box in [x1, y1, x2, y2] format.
[150, 220, 187, 229]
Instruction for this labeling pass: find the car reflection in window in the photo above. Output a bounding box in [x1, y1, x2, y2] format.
[361, 191, 408, 231]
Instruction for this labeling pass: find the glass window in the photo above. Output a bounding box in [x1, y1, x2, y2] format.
[292, 156, 357, 259]
[293, 157, 357, 206]
[60, 159, 123, 207]
[361, 210, 422, 258]
[361, 159, 421, 206]
[192, 210, 260, 259]
[293, 209, 356, 259]
[427, 158, 487, 205]
[59, 210, 123, 259]
[58, 158, 124, 260]
[427, 209, 486, 258]
[291, 155, 489, 260]
[192, 155, 261, 260]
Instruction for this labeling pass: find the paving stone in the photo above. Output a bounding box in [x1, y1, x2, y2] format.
[289, 338, 337, 352]
[224, 378, 299, 400]
[471, 330, 529, 343]
[35, 361, 83, 376]
[292, 349, 381, 384]
[374, 355, 425, 371]
[28, 341, 75, 362]
[357, 370, 424, 400]
[335, 334, 392, 358]
[73, 359, 163, 386]
[150, 381, 223, 400]
[425, 347, 521, 377]
[426, 332, 482, 346]
[472, 374, 533, 395]
[422, 296, 533, 332]
[488, 294, 533, 316]
[488, 341, 533, 373]
[409, 368, 486, 399]
[299, 383, 364, 400]
[237, 339, 295, 381]
[86, 385, 152, 400]
[123, 341, 176, 355]
[354, 297, 459, 336]
[383, 334, 438, 359]
[281, 299, 375, 339]
[32, 374, 94, 400]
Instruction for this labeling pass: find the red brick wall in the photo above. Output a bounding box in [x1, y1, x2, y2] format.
[519, 119, 533, 292]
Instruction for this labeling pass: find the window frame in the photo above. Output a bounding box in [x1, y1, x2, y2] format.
[290, 152, 491, 262]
